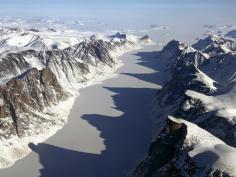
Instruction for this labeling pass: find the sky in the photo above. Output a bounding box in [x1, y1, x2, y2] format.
[0, 0, 236, 17]
[0, 0, 236, 44]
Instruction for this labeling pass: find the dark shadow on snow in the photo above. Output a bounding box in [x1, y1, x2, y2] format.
[29, 87, 155, 177]
[29, 49, 168, 177]
[122, 51, 169, 86]
[192, 150, 220, 173]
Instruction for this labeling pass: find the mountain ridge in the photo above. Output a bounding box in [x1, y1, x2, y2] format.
[133, 35, 236, 177]
[0, 29, 154, 168]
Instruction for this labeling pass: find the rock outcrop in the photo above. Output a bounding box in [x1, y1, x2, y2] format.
[0, 67, 67, 138]
[133, 117, 236, 177]
[0, 29, 153, 168]
[133, 35, 236, 177]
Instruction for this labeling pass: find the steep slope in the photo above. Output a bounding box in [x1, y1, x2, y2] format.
[0, 67, 67, 138]
[0, 30, 154, 168]
[152, 36, 236, 146]
[133, 35, 236, 177]
[133, 117, 236, 177]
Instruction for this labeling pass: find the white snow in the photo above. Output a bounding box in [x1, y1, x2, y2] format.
[179, 43, 196, 54]
[186, 89, 236, 124]
[0, 27, 93, 53]
[193, 67, 217, 91]
[0, 99, 4, 106]
[174, 117, 236, 176]
[7, 34, 35, 47]
[23, 55, 44, 70]
[0, 27, 156, 168]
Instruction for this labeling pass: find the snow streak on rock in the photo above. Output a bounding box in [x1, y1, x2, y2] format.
[133, 34, 236, 177]
[0, 26, 154, 168]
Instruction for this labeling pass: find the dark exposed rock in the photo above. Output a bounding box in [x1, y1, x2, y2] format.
[133, 117, 236, 177]
[110, 32, 127, 40]
[0, 67, 67, 137]
[152, 36, 236, 146]
[133, 117, 187, 177]
[0, 36, 139, 141]
[64, 39, 115, 67]
[0, 38, 117, 86]
[133, 36, 236, 177]
[192, 35, 236, 56]
[0, 52, 31, 82]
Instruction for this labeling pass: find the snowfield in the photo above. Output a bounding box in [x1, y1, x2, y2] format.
[170, 116, 236, 177]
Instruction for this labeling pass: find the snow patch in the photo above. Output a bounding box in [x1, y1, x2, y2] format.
[179, 118, 236, 176]
[186, 89, 236, 124]
[0, 31, 155, 168]
[193, 67, 217, 91]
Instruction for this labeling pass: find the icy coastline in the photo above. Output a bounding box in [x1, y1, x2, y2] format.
[0, 36, 153, 169]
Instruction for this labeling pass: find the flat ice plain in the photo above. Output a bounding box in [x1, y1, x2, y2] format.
[0, 45, 164, 177]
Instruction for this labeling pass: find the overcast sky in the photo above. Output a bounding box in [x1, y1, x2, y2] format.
[0, 0, 235, 17]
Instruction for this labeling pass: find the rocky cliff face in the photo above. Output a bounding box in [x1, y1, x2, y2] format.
[133, 117, 187, 177]
[0, 67, 67, 138]
[152, 35, 236, 145]
[133, 35, 236, 177]
[133, 117, 236, 177]
[0, 29, 153, 168]
[0, 33, 148, 87]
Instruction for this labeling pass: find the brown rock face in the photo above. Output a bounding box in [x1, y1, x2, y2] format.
[0, 38, 123, 141]
[0, 36, 133, 145]
[0, 67, 68, 137]
[0, 105, 9, 118]
[64, 39, 115, 67]
[133, 117, 187, 177]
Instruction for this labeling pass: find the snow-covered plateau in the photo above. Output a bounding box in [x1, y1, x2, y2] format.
[0, 24, 155, 168]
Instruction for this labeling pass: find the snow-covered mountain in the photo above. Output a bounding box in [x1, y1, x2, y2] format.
[226, 30, 236, 38]
[0, 25, 154, 168]
[133, 116, 236, 177]
[133, 35, 236, 177]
